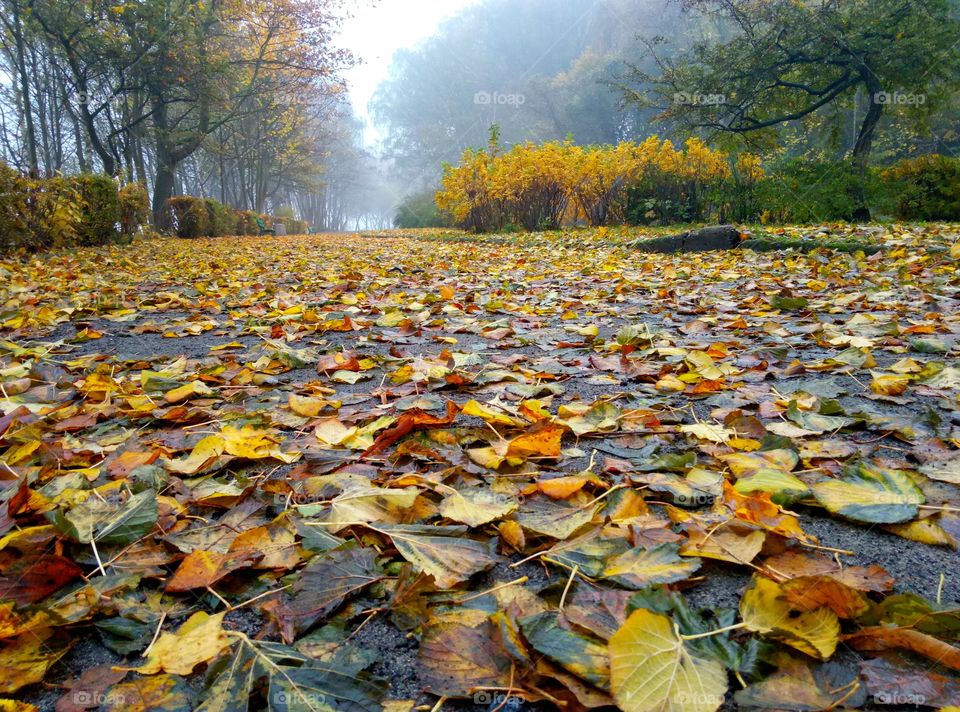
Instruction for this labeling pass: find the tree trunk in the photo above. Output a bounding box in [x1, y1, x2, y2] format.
[11, 3, 38, 174]
[850, 73, 883, 220]
[153, 150, 177, 227]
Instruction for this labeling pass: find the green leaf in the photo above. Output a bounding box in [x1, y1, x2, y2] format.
[49, 490, 157, 545]
[520, 612, 610, 689]
[733, 468, 810, 505]
[267, 664, 387, 712]
[770, 295, 808, 311]
[542, 528, 629, 577]
[786, 402, 856, 434]
[811, 461, 924, 524]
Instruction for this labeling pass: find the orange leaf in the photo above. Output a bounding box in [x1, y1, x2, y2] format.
[781, 575, 870, 618]
[537, 475, 589, 499]
[506, 422, 565, 459]
[165, 550, 259, 592]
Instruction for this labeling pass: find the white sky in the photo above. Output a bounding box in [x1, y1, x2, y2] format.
[336, 0, 479, 145]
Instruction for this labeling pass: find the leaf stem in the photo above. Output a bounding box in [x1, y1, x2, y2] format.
[680, 621, 748, 641]
[455, 576, 528, 605]
[558, 565, 579, 611]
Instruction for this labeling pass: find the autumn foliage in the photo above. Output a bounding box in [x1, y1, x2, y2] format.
[0, 164, 149, 252]
[436, 136, 762, 231]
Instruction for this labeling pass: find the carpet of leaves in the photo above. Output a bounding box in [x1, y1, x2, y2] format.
[1, 224, 959, 712]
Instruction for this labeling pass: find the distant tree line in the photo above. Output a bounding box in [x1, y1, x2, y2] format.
[0, 0, 386, 230]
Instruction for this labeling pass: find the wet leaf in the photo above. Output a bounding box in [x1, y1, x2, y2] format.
[276, 544, 383, 643]
[520, 612, 610, 689]
[602, 543, 702, 589]
[132, 611, 232, 675]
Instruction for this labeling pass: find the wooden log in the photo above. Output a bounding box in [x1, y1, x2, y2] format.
[629, 225, 742, 253]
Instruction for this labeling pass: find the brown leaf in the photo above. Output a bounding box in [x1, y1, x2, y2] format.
[361, 401, 458, 458]
[845, 627, 960, 671]
[0, 555, 84, 605]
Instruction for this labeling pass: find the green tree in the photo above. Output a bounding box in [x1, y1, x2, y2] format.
[625, 0, 960, 217]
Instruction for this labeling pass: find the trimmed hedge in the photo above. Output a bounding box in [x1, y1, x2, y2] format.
[282, 218, 308, 235]
[164, 196, 211, 238]
[0, 164, 148, 253]
[162, 195, 295, 238]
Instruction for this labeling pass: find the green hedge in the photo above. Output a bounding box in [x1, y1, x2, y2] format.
[206, 198, 241, 237]
[72, 175, 123, 246]
[0, 164, 149, 253]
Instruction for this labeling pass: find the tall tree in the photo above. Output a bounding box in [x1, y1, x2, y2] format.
[624, 0, 960, 217]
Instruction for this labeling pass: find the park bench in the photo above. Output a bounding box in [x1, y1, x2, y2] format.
[256, 217, 275, 236]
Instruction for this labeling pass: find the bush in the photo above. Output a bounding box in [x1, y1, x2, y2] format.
[284, 219, 308, 235]
[395, 191, 451, 228]
[119, 183, 151, 237]
[0, 163, 31, 252]
[205, 198, 239, 237]
[0, 164, 145, 253]
[881, 155, 960, 221]
[437, 136, 754, 231]
[69, 175, 122, 245]
[755, 159, 871, 223]
[164, 196, 211, 238]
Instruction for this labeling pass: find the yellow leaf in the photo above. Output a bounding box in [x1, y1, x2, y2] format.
[165, 434, 225, 474]
[438, 487, 519, 526]
[870, 373, 910, 396]
[462, 399, 522, 426]
[740, 576, 839, 659]
[609, 609, 727, 712]
[131, 611, 231, 675]
[289, 393, 333, 417]
[506, 422, 565, 459]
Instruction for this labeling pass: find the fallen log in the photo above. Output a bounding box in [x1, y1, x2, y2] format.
[630, 225, 884, 254]
[629, 225, 742, 253]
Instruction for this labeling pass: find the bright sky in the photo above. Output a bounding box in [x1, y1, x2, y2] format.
[336, 0, 478, 145]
